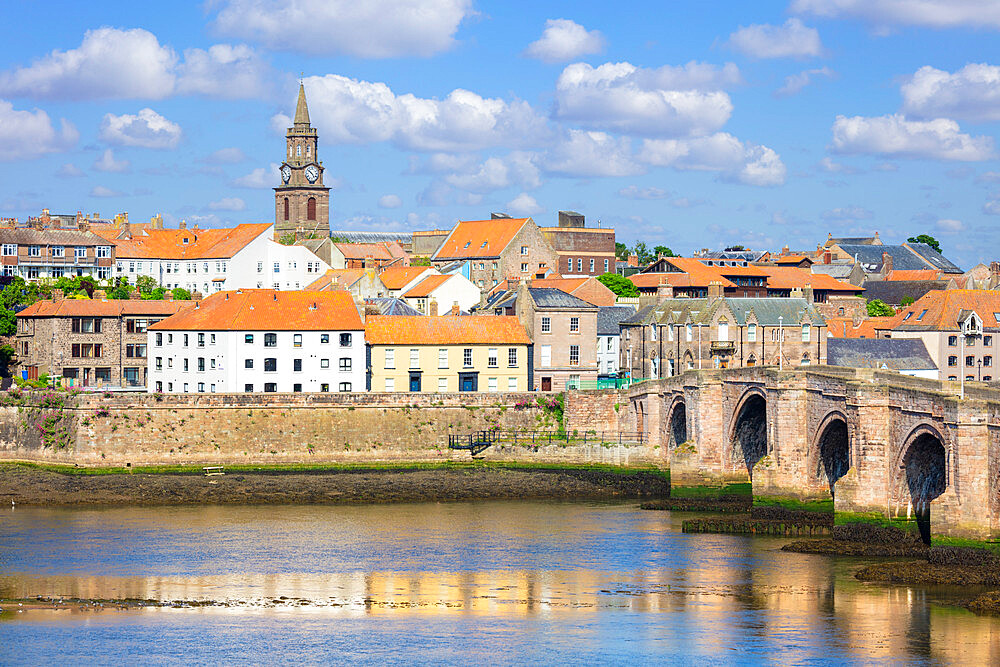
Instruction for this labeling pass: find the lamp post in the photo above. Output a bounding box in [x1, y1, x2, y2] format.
[978, 358, 982, 382]
[778, 315, 783, 370]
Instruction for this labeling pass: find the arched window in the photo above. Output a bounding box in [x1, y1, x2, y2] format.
[296, 145, 302, 157]
[283, 198, 289, 221]
[746, 354, 757, 367]
[801, 353, 810, 366]
[306, 145, 311, 156]
[307, 197, 316, 221]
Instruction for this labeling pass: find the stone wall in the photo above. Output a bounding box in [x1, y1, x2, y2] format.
[0, 390, 659, 468]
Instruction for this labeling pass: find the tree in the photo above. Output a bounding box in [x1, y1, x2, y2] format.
[278, 233, 296, 246]
[653, 245, 674, 258]
[907, 234, 941, 253]
[615, 242, 629, 260]
[107, 277, 132, 300]
[598, 272, 638, 297]
[866, 299, 895, 317]
[171, 287, 192, 300]
[633, 241, 654, 265]
[900, 296, 915, 307]
[135, 275, 158, 294]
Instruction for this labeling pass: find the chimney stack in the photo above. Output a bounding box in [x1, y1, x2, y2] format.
[657, 283, 674, 299]
[93, 290, 107, 300]
[803, 283, 814, 303]
[164, 291, 174, 301]
[707, 280, 724, 300]
[991, 261, 1000, 277]
[627, 254, 639, 267]
[52, 289, 64, 302]
[429, 298, 438, 316]
[451, 302, 460, 316]
[179, 220, 187, 230]
[128, 289, 141, 300]
[881, 251, 893, 277]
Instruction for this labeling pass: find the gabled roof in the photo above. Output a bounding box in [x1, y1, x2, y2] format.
[94, 223, 272, 260]
[149, 289, 364, 331]
[810, 263, 857, 280]
[305, 269, 364, 291]
[825, 316, 895, 338]
[404, 274, 452, 298]
[365, 315, 530, 345]
[885, 269, 940, 281]
[18, 298, 195, 318]
[716, 298, 825, 326]
[889, 289, 1000, 331]
[628, 272, 735, 289]
[432, 218, 530, 260]
[774, 255, 813, 265]
[836, 243, 962, 274]
[860, 280, 948, 306]
[364, 298, 423, 316]
[527, 287, 598, 310]
[757, 266, 863, 292]
[530, 277, 590, 293]
[828, 338, 937, 371]
[597, 306, 637, 336]
[333, 241, 405, 261]
[379, 266, 433, 290]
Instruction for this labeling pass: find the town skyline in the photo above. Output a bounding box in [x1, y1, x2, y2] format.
[3, 1, 1000, 268]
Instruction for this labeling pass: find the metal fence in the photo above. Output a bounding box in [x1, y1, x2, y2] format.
[573, 377, 653, 391]
[460, 429, 646, 447]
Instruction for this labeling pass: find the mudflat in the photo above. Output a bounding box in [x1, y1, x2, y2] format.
[0, 464, 669, 506]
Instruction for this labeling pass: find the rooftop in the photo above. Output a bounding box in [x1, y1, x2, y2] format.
[304, 269, 365, 291]
[18, 298, 195, 318]
[432, 218, 530, 260]
[379, 266, 433, 290]
[149, 289, 364, 331]
[890, 289, 1000, 330]
[404, 274, 452, 298]
[365, 315, 530, 345]
[828, 338, 937, 371]
[92, 223, 272, 260]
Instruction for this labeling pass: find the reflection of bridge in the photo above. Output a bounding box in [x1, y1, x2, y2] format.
[625, 367, 1000, 541]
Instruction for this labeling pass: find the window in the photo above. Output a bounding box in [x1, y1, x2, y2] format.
[273, 262, 280, 273]
[338, 382, 352, 392]
[439, 349, 448, 368]
[71, 318, 101, 333]
[339, 358, 352, 371]
[569, 345, 580, 365]
[198, 383, 205, 393]
[385, 378, 395, 392]
[320, 383, 329, 392]
[50, 245, 65, 258]
[182, 383, 189, 392]
[948, 376, 957, 381]
[540, 345, 551, 366]
[986, 376, 993, 382]
[801, 324, 811, 343]
[967, 355, 975, 367]
[264, 358, 277, 372]
[168, 358, 173, 368]
[409, 348, 419, 368]
[541, 317, 551, 333]
[488, 348, 498, 368]
[686, 324, 693, 342]
[520, 246, 528, 255]
[293, 359, 302, 372]
[183, 358, 189, 371]
[508, 348, 518, 367]
[245, 359, 253, 369]
[508, 377, 518, 391]
[75, 246, 86, 260]
[293, 334, 302, 348]
[264, 333, 277, 347]
[463, 348, 473, 367]
[197, 333, 205, 347]
[604, 259, 609, 272]
[570, 317, 580, 333]
[986, 356, 993, 367]
[97, 246, 111, 258]
[290, 383, 301, 393]
[917, 309, 928, 321]
[264, 383, 277, 393]
[488, 377, 498, 392]
[438, 377, 448, 392]
[155, 357, 163, 371]
[183, 334, 189, 347]
[948, 356, 958, 367]
[590, 259, 595, 272]
[385, 349, 395, 369]
[1, 244, 15, 256]
[245, 334, 254, 344]
[650, 324, 656, 341]
[307, 197, 317, 221]
[321, 333, 330, 344]
[986, 336, 994, 346]
[948, 335, 958, 346]
[317, 358, 327, 369]
[340, 333, 352, 347]
[27, 245, 40, 257]
[126, 344, 147, 359]
[747, 323, 757, 342]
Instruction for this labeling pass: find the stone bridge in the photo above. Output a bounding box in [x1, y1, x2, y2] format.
[625, 367, 1000, 541]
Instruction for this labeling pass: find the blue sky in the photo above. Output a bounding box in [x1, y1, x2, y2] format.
[2, 1, 1000, 268]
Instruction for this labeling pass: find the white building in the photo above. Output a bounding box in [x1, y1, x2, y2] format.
[95, 223, 329, 295]
[597, 306, 635, 378]
[147, 289, 366, 394]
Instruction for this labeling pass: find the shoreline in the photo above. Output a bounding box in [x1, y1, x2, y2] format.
[0, 461, 669, 506]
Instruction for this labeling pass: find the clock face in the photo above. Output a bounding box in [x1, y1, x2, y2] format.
[280, 165, 291, 183]
[305, 165, 320, 183]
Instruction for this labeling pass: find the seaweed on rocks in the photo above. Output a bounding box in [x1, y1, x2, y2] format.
[830, 522, 924, 546]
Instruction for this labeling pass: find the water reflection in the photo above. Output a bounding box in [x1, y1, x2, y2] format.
[2, 502, 999, 663]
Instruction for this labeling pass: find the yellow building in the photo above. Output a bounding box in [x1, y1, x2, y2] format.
[365, 315, 530, 392]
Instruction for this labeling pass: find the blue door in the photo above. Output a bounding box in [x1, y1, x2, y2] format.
[409, 374, 421, 392]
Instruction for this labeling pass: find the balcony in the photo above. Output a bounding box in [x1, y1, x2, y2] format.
[710, 340, 736, 354]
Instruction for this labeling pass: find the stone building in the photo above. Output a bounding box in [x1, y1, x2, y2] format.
[0, 228, 115, 282]
[15, 292, 194, 388]
[274, 84, 331, 240]
[539, 211, 616, 277]
[619, 297, 827, 379]
[329, 241, 409, 270]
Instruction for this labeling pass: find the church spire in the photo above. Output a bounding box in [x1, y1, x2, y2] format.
[293, 82, 310, 126]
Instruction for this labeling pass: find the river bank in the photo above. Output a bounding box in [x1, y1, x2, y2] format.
[0, 462, 669, 506]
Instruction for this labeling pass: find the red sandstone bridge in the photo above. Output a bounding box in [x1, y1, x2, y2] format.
[625, 367, 1000, 542]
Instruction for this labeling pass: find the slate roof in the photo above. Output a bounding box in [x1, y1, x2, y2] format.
[18, 299, 195, 318]
[596, 306, 637, 336]
[717, 298, 825, 326]
[329, 231, 413, 244]
[810, 263, 856, 280]
[907, 243, 963, 273]
[828, 338, 937, 371]
[365, 315, 530, 345]
[527, 287, 598, 310]
[149, 289, 364, 331]
[860, 280, 949, 305]
[830, 236, 879, 245]
[364, 298, 423, 316]
[836, 243, 962, 274]
[0, 228, 111, 246]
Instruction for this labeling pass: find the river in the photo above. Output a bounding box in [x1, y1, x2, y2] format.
[1, 501, 999, 664]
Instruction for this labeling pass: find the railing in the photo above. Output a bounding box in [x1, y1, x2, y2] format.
[450, 428, 646, 449]
[574, 377, 653, 390]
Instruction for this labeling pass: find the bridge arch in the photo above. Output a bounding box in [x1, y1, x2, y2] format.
[814, 411, 850, 496]
[666, 397, 687, 448]
[892, 424, 949, 544]
[729, 388, 768, 479]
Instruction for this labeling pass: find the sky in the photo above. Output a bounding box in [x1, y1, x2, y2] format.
[2, 1, 1000, 269]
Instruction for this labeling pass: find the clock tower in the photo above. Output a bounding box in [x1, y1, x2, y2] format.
[274, 83, 330, 240]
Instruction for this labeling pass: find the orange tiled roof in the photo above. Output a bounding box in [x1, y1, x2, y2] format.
[304, 269, 364, 291]
[889, 289, 1000, 330]
[666, 257, 755, 283]
[433, 218, 530, 260]
[825, 316, 894, 338]
[148, 289, 364, 331]
[18, 299, 195, 318]
[531, 277, 589, 293]
[756, 266, 862, 292]
[775, 254, 812, 264]
[404, 274, 452, 298]
[333, 242, 401, 261]
[629, 268, 736, 289]
[379, 266, 432, 290]
[885, 269, 941, 281]
[365, 315, 530, 345]
[94, 223, 272, 260]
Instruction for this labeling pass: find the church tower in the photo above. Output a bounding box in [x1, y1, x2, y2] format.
[274, 83, 330, 239]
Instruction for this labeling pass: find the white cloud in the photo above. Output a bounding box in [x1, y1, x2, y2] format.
[553, 61, 739, 137]
[821, 205, 874, 222]
[443, 152, 541, 193]
[728, 18, 823, 59]
[638, 133, 786, 186]
[176, 44, 273, 99]
[830, 114, 994, 161]
[287, 74, 550, 153]
[0, 100, 77, 161]
[524, 19, 605, 63]
[378, 194, 403, 208]
[56, 163, 85, 177]
[92, 148, 130, 173]
[506, 193, 543, 216]
[204, 147, 248, 164]
[207, 197, 247, 211]
[232, 163, 280, 188]
[543, 130, 642, 177]
[983, 199, 1000, 215]
[791, 0, 1000, 30]
[90, 185, 122, 198]
[0, 28, 176, 100]
[407, 153, 479, 174]
[211, 0, 473, 58]
[936, 218, 964, 232]
[775, 67, 836, 97]
[901, 64, 1000, 122]
[818, 156, 859, 173]
[99, 108, 182, 149]
[618, 185, 669, 200]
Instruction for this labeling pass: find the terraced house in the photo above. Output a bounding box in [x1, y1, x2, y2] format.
[0, 228, 115, 281]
